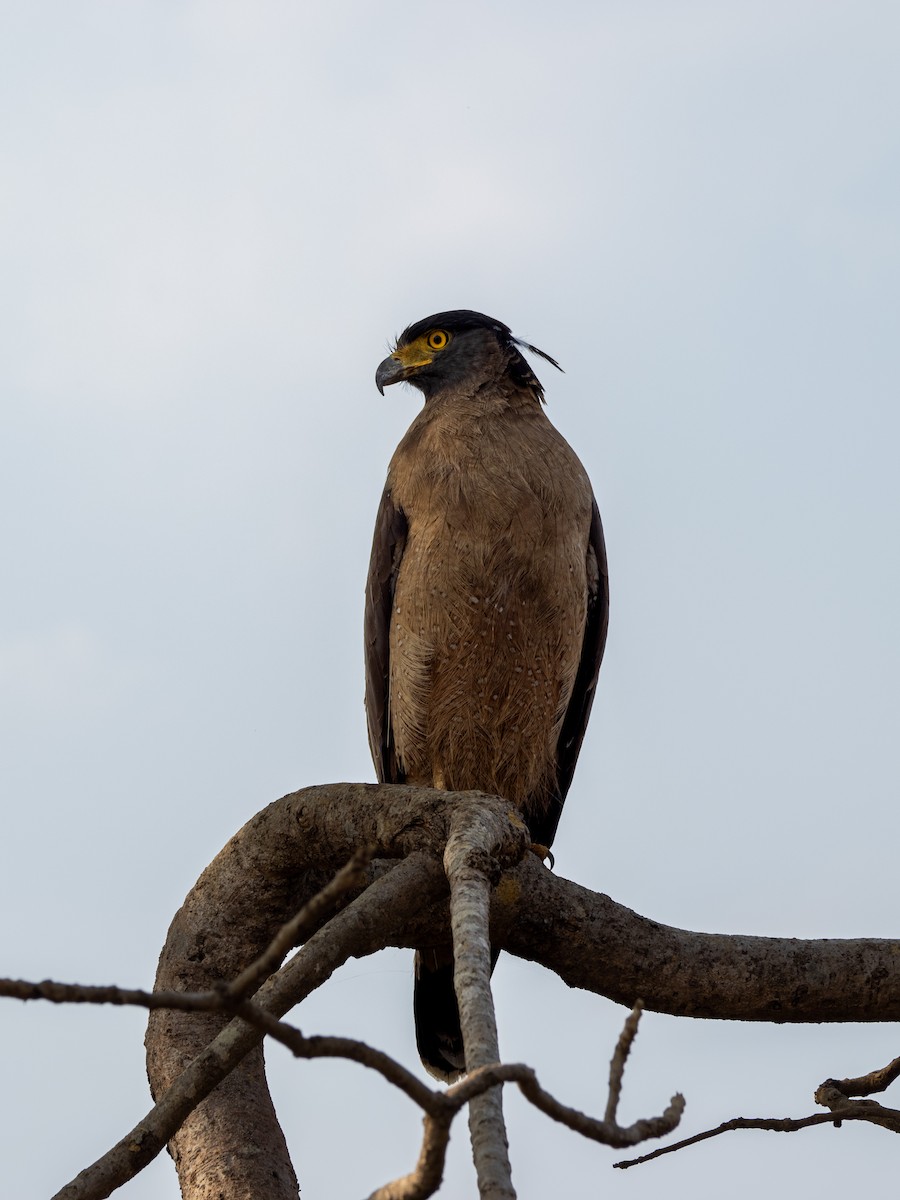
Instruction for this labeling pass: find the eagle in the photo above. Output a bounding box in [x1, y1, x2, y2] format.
[364, 309, 608, 1082]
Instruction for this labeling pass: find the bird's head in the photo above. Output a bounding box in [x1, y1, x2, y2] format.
[375, 309, 562, 402]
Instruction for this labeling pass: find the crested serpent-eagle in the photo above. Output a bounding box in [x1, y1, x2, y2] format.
[364, 309, 608, 1082]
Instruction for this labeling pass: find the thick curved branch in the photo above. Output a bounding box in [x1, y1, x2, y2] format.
[140, 786, 523, 1200]
[42, 782, 900, 1199]
[234, 783, 900, 1023]
[57, 851, 447, 1200]
[146, 782, 900, 1028]
[489, 853, 900, 1023]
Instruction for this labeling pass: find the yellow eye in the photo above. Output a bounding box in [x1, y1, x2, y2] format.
[426, 330, 450, 351]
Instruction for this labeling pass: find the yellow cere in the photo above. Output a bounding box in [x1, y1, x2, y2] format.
[392, 331, 452, 369]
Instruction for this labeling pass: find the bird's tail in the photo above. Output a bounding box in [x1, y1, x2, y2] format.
[413, 946, 499, 1084]
[414, 948, 466, 1083]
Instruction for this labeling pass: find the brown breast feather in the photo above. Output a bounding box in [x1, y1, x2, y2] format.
[371, 384, 601, 834]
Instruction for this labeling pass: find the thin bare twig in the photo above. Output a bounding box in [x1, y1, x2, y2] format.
[615, 1051, 900, 1169]
[237, 1003, 683, 1199]
[605, 1000, 643, 1125]
[813, 1088, 900, 1133]
[820, 1055, 900, 1099]
[20, 867, 680, 1200]
[614, 1112, 847, 1167]
[1, 979, 218, 1009]
[3, 848, 373, 1015]
[31, 985, 681, 1200]
[233, 1006, 441, 1114]
[52, 853, 444, 1200]
[814, 1057, 900, 1132]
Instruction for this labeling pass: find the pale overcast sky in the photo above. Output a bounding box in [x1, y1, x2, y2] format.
[2, 3, 899, 1197]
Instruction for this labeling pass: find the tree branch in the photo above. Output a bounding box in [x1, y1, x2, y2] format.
[614, 1051, 900, 1168]
[820, 1055, 900, 1099]
[33, 939, 681, 1200]
[443, 799, 526, 1199]
[492, 852, 900, 1023]
[25, 782, 900, 1199]
[54, 851, 446, 1200]
[239, 999, 682, 1198]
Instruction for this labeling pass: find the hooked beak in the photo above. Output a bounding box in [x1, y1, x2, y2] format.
[375, 342, 435, 395]
[375, 354, 405, 395]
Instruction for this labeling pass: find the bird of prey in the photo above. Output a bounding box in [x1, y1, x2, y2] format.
[364, 309, 608, 1082]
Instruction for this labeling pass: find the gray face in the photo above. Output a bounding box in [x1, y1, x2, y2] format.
[376, 325, 511, 398]
[375, 310, 558, 401]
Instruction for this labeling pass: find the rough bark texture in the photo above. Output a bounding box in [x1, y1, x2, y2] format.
[143, 785, 519, 1200]
[444, 805, 520, 1199]
[131, 783, 900, 1200]
[150, 783, 900, 1026]
[489, 855, 900, 1022]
